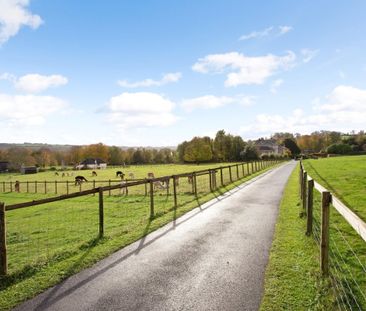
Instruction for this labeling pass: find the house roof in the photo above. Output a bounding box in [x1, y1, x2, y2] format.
[81, 158, 106, 165]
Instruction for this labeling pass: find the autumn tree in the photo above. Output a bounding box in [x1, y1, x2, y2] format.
[183, 137, 213, 163]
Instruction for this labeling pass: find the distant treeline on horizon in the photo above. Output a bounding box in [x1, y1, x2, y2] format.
[0, 130, 365, 170]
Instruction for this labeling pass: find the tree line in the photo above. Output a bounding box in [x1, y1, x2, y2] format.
[1, 129, 364, 171]
[0, 143, 177, 170]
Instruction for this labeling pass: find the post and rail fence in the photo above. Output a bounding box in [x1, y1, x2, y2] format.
[299, 160, 366, 309]
[0, 159, 283, 276]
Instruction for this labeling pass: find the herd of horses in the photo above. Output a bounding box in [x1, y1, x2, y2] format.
[72, 170, 193, 190]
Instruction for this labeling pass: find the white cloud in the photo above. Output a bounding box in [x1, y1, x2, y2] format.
[239, 25, 292, 41]
[181, 94, 254, 112]
[0, 72, 16, 82]
[240, 85, 366, 137]
[118, 72, 181, 88]
[0, 93, 66, 126]
[106, 92, 178, 128]
[15, 74, 68, 93]
[0, 0, 43, 45]
[301, 49, 318, 63]
[278, 25, 292, 35]
[192, 51, 295, 87]
[270, 79, 284, 93]
[239, 26, 273, 41]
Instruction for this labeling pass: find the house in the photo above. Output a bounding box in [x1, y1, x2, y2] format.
[255, 139, 286, 156]
[20, 166, 38, 174]
[0, 161, 9, 173]
[75, 158, 107, 170]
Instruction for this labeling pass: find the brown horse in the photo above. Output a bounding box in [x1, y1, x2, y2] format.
[75, 175, 88, 186]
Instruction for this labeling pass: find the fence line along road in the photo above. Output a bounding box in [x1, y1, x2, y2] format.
[299, 160, 366, 310]
[0, 159, 284, 276]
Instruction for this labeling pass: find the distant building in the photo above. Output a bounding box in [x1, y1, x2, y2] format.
[255, 139, 286, 156]
[20, 166, 38, 174]
[0, 161, 9, 173]
[75, 158, 107, 170]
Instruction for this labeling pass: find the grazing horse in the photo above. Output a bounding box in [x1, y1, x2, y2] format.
[128, 172, 134, 179]
[147, 172, 155, 179]
[116, 171, 124, 178]
[75, 175, 88, 186]
[92, 171, 97, 177]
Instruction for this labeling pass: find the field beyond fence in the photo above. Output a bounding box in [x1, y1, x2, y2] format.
[300, 158, 366, 310]
[0, 159, 282, 288]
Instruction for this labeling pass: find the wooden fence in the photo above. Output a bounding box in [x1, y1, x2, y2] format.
[0, 159, 282, 276]
[299, 161, 366, 309]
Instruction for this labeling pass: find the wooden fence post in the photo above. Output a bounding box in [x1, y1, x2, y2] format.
[193, 172, 197, 197]
[93, 180, 96, 196]
[145, 181, 147, 196]
[0, 202, 7, 276]
[55, 181, 57, 194]
[220, 167, 224, 186]
[302, 171, 308, 215]
[321, 191, 331, 275]
[213, 170, 217, 190]
[306, 179, 314, 236]
[44, 181, 47, 194]
[209, 170, 212, 191]
[26, 181, 29, 193]
[35, 181, 37, 193]
[149, 180, 154, 218]
[10, 181, 12, 193]
[236, 164, 239, 180]
[251, 162, 254, 174]
[66, 180, 69, 195]
[108, 180, 111, 196]
[299, 164, 303, 199]
[2, 182, 4, 193]
[241, 163, 245, 177]
[98, 188, 104, 237]
[173, 176, 178, 208]
[229, 166, 232, 182]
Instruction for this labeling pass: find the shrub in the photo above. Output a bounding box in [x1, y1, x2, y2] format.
[326, 143, 352, 154]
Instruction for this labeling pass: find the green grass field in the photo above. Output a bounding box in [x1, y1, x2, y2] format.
[0, 161, 278, 310]
[0, 163, 245, 198]
[302, 156, 366, 309]
[303, 155, 366, 221]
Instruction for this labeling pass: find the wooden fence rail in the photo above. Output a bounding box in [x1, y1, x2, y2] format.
[299, 161, 366, 275]
[0, 159, 283, 275]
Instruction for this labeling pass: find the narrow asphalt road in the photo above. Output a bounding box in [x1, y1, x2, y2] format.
[15, 161, 296, 311]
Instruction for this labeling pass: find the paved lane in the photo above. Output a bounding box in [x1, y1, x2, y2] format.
[15, 161, 296, 311]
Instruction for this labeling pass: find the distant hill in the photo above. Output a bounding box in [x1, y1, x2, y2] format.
[0, 143, 176, 151]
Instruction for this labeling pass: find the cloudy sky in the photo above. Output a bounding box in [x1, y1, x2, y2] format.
[0, 0, 365, 146]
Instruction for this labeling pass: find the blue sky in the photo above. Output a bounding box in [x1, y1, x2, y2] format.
[0, 0, 365, 146]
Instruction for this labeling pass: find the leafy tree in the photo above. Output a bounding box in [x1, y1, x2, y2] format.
[108, 146, 124, 165]
[183, 137, 213, 163]
[240, 143, 259, 160]
[83, 143, 109, 161]
[283, 138, 301, 155]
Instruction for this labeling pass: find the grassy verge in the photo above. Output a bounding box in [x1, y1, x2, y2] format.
[260, 164, 333, 310]
[0, 162, 282, 310]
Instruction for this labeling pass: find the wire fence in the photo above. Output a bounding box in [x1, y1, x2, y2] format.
[0, 160, 283, 278]
[299, 161, 366, 310]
